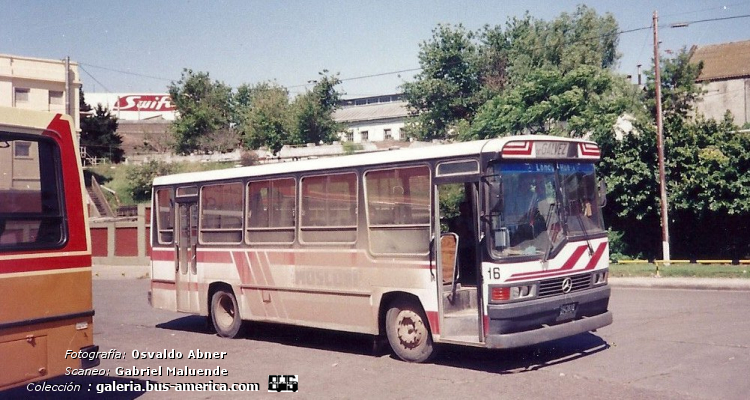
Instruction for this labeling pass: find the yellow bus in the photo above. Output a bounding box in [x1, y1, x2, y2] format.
[150, 136, 611, 362]
[0, 107, 98, 389]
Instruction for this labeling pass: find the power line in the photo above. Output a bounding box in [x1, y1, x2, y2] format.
[79, 65, 113, 93]
[76, 13, 750, 93]
[79, 62, 173, 82]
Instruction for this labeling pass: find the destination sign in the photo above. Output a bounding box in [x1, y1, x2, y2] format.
[534, 141, 574, 158]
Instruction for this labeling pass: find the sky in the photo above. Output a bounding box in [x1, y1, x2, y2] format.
[3, 0, 750, 99]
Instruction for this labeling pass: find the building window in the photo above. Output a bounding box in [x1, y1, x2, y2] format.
[15, 88, 30, 103]
[361, 131, 369, 142]
[384, 129, 392, 140]
[14, 142, 32, 158]
[346, 131, 354, 142]
[49, 91, 64, 106]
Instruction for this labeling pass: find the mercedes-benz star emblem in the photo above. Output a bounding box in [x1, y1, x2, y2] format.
[561, 277, 573, 294]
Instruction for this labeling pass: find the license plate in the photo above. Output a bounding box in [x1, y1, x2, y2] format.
[558, 303, 577, 319]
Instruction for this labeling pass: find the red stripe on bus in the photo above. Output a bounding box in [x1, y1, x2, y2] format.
[151, 280, 176, 290]
[426, 311, 440, 335]
[151, 249, 174, 261]
[46, 114, 89, 254]
[584, 242, 607, 270]
[507, 245, 587, 280]
[0, 254, 91, 274]
[197, 251, 233, 263]
[232, 251, 253, 284]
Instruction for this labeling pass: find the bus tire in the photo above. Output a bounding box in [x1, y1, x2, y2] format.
[385, 298, 434, 362]
[210, 289, 242, 338]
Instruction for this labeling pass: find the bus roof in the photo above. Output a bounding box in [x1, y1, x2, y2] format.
[152, 135, 597, 186]
[0, 106, 74, 134]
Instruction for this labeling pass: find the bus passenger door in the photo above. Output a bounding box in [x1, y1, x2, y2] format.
[176, 200, 200, 312]
[434, 180, 482, 344]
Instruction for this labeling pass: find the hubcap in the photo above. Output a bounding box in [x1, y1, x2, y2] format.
[396, 310, 425, 350]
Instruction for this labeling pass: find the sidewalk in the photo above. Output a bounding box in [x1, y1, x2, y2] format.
[91, 264, 750, 291]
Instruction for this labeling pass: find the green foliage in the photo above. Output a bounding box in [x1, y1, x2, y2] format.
[342, 142, 363, 155]
[467, 66, 640, 139]
[607, 228, 634, 262]
[502, 5, 619, 81]
[290, 71, 344, 145]
[238, 82, 292, 155]
[124, 161, 176, 203]
[402, 24, 484, 141]
[116, 161, 236, 204]
[80, 103, 124, 163]
[403, 6, 621, 142]
[169, 69, 235, 155]
[236, 73, 344, 155]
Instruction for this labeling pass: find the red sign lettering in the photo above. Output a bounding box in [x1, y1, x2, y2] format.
[114, 95, 175, 112]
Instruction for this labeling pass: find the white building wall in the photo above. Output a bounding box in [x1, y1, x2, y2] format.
[85, 93, 176, 121]
[0, 54, 80, 130]
[342, 118, 406, 143]
[696, 78, 749, 126]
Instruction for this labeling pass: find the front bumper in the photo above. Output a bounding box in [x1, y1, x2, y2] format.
[485, 285, 612, 349]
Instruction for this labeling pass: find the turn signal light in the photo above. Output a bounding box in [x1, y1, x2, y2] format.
[491, 287, 510, 301]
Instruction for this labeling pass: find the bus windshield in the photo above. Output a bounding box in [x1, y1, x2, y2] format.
[487, 162, 605, 258]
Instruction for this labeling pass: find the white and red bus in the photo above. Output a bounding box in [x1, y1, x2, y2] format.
[0, 107, 98, 389]
[149, 135, 611, 362]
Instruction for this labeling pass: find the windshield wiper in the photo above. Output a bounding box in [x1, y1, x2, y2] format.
[576, 212, 594, 256]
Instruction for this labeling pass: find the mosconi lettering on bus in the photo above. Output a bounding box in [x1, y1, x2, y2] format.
[294, 267, 362, 287]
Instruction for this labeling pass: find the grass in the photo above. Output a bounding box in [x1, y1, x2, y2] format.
[609, 263, 750, 279]
[85, 161, 236, 206]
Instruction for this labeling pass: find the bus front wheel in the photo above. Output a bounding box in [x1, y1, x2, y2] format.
[385, 299, 434, 362]
[210, 289, 242, 338]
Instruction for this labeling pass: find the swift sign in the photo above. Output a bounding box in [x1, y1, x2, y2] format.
[113, 95, 175, 112]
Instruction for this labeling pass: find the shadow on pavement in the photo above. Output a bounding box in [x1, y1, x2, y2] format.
[435, 332, 609, 373]
[155, 314, 609, 372]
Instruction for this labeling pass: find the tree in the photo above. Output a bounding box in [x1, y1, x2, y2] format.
[290, 71, 344, 145]
[80, 101, 124, 163]
[124, 160, 175, 203]
[467, 65, 642, 140]
[238, 82, 292, 155]
[402, 24, 483, 141]
[403, 6, 621, 141]
[169, 69, 234, 154]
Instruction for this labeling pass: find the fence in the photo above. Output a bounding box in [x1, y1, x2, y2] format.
[90, 204, 151, 266]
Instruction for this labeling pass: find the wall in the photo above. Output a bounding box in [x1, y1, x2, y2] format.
[90, 204, 151, 266]
[0, 54, 81, 131]
[696, 78, 750, 126]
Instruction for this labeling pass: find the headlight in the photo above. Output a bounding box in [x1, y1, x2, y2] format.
[592, 269, 608, 285]
[490, 283, 538, 303]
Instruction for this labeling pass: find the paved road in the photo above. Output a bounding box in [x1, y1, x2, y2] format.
[7, 278, 750, 399]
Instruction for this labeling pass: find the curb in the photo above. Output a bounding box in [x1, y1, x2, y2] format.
[609, 277, 750, 291]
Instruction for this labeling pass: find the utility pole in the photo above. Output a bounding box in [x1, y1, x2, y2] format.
[653, 11, 671, 268]
[64, 56, 71, 116]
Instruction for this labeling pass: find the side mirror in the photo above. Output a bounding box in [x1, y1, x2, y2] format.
[598, 179, 607, 207]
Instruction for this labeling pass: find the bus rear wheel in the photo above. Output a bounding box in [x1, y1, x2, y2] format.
[211, 289, 242, 338]
[385, 299, 434, 362]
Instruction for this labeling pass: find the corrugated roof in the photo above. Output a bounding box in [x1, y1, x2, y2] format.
[333, 101, 409, 123]
[690, 40, 750, 81]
